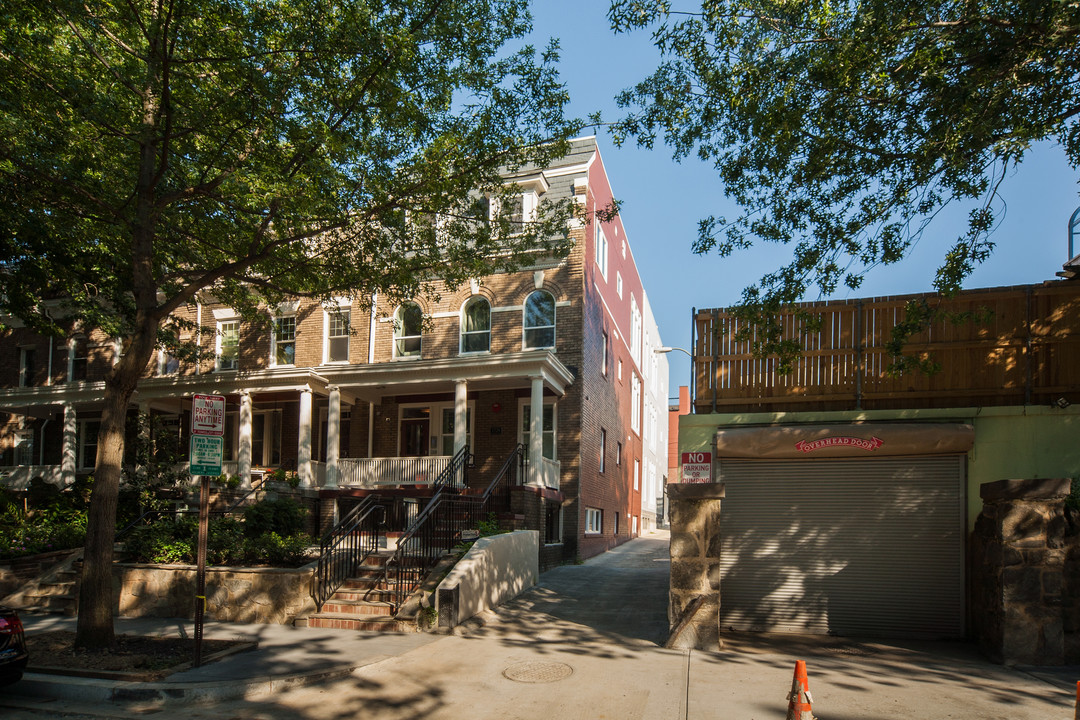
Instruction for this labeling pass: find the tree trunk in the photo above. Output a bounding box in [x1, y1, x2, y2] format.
[74, 331, 157, 649]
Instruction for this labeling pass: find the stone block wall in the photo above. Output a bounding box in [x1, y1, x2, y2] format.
[115, 563, 316, 624]
[666, 482, 724, 650]
[970, 478, 1072, 665]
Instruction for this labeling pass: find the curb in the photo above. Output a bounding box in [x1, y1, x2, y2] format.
[10, 662, 360, 706]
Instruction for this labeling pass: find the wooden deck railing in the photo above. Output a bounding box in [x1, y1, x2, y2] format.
[693, 282, 1080, 413]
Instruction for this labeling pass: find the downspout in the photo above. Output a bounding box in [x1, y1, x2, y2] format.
[195, 300, 203, 375]
[368, 292, 377, 458]
[39, 418, 49, 466]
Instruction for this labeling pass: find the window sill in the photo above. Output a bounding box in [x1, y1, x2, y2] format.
[391, 355, 422, 362]
[458, 350, 491, 356]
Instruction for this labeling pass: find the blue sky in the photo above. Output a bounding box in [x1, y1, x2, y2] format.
[528, 2, 1079, 398]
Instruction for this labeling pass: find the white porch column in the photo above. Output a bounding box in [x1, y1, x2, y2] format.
[453, 380, 468, 457]
[325, 385, 341, 488]
[238, 391, 253, 490]
[529, 374, 544, 487]
[298, 388, 313, 488]
[61, 403, 76, 486]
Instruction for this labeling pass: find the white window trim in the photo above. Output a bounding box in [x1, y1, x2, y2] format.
[459, 296, 491, 355]
[522, 290, 556, 351]
[77, 418, 100, 470]
[393, 302, 423, 360]
[595, 224, 608, 280]
[517, 397, 557, 461]
[631, 373, 642, 435]
[18, 346, 35, 387]
[323, 302, 352, 365]
[270, 313, 297, 367]
[634, 458, 640, 491]
[585, 507, 603, 535]
[216, 318, 240, 372]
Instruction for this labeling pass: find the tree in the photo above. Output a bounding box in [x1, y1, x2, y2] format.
[609, 0, 1080, 360]
[0, 0, 579, 648]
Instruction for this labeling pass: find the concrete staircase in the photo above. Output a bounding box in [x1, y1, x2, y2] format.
[1, 551, 81, 616]
[301, 552, 414, 633]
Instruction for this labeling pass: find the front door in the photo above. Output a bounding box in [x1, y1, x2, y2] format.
[400, 418, 429, 456]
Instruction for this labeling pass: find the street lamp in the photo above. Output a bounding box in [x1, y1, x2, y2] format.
[655, 346, 694, 409]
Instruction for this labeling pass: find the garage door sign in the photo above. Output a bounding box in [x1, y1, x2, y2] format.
[680, 451, 713, 483]
[794, 435, 883, 454]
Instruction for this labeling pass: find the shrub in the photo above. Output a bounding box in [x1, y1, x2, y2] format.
[207, 517, 246, 565]
[245, 532, 312, 566]
[124, 518, 196, 564]
[243, 497, 307, 538]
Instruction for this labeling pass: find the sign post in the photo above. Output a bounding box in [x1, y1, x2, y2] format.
[189, 394, 224, 668]
[680, 451, 713, 484]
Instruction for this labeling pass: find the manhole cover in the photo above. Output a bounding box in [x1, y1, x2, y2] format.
[502, 661, 574, 683]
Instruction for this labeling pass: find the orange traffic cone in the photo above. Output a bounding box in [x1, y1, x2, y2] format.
[786, 660, 817, 720]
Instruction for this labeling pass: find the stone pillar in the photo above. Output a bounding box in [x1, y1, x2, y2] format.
[61, 403, 77, 485]
[454, 380, 468, 458]
[238, 391, 252, 490]
[325, 385, 341, 489]
[298, 388, 313, 488]
[528, 375, 543, 487]
[971, 478, 1070, 665]
[666, 482, 725, 650]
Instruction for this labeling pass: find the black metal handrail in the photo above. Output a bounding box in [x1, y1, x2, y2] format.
[313, 495, 385, 609]
[385, 443, 526, 612]
[115, 475, 267, 541]
[429, 445, 471, 495]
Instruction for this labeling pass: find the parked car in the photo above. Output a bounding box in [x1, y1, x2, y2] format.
[0, 606, 28, 685]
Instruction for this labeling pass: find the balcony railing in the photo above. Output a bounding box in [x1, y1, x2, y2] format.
[337, 456, 454, 487]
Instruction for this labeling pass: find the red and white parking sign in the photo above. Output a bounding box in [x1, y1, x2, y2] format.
[680, 451, 712, 483]
[191, 394, 226, 436]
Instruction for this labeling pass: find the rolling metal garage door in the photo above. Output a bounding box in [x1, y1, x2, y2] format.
[718, 454, 965, 639]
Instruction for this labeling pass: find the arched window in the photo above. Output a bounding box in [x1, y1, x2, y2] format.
[460, 296, 491, 353]
[523, 291, 555, 349]
[395, 302, 422, 357]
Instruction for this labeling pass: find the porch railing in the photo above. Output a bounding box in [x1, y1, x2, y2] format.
[386, 444, 524, 612]
[313, 495, 385, 610]
[337, 456, 453, 487]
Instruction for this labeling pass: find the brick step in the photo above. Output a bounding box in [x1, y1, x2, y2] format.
[339, 577, 398, 592]
[329, 588, 397, 603]
[320, 599, 394, 616]
[303, 613, 411, 633]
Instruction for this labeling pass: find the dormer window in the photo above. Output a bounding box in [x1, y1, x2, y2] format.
[395, 302, 422, 358]
[490, 173, 548, 235]
[461, 296, 491, 353]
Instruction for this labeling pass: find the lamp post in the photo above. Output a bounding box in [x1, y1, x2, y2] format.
[655, 346, 693, 410]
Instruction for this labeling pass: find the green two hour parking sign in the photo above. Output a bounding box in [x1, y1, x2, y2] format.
[189, 435, 223, 476]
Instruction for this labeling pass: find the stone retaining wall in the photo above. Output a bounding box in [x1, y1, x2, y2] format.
[970, 478, 1074, 665]
[666, 482, 724, 650]
[114, 563, 316, 624]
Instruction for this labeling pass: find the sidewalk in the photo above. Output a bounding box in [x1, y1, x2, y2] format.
[9, 610, 439, 704]
[4, 531, 1079, 719]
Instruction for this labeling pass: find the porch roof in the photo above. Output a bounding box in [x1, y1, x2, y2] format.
[0, 352, 575, 414]
[321, 350, 575, 403]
